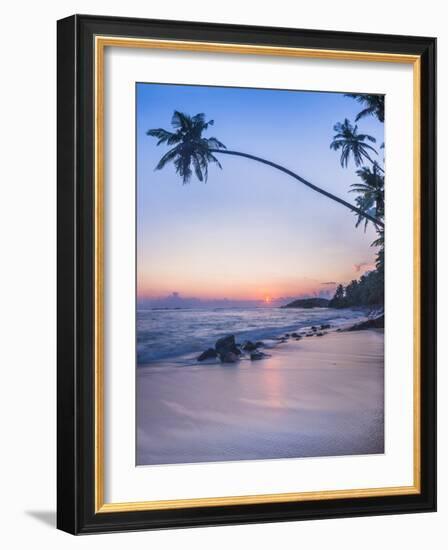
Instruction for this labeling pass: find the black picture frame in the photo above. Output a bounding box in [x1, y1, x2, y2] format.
[57, 14, 436, 534]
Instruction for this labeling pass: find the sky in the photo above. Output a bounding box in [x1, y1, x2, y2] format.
[136, 83, 384, 307]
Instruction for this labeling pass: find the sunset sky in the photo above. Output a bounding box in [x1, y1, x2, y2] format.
[136, 83, 384, 306]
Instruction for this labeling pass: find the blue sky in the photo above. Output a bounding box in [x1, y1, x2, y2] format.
[136, 83, 384, 305]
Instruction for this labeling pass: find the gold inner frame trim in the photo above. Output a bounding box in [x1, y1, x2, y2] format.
[94, 35, 421, 514]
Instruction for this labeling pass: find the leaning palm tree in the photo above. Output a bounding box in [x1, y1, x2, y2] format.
[350, 164, 385, 229]
[344, 93, 385, 123]
[147, 110, 384, 228]
[330, 118, 381, 170]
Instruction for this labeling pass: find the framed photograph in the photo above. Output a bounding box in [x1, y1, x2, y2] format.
[57, 14, 436, 534]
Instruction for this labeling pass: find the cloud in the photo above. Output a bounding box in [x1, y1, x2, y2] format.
[321, 281, 337, 285]
[353, 262, 374, 273]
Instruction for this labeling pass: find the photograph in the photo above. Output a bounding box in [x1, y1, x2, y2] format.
[136, 83, 386, 466]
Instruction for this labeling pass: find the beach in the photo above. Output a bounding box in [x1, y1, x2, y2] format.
[136, 328, 384, 466]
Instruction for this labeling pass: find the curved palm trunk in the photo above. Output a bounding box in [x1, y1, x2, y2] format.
[210, 149, 384, 228]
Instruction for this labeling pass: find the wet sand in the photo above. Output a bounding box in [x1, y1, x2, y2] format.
[136, 330, 384, 466]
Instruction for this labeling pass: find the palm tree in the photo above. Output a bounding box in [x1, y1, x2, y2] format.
[371, 228, 385, 272]
[330, 118, 381, 170]
[147, 111, 226, 184]
[344, 93, 385, 123]
[147, 110, 384, 228]
[350, 164, 384, 229]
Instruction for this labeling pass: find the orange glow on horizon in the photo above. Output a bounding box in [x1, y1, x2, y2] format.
[137, 272, 366, 302]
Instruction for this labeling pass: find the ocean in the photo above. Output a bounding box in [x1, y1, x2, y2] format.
[136, 306, 369, 365]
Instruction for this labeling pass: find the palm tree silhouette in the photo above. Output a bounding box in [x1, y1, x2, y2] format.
[349, 164, 384, 230]
[147, 110, 384, 228]
[371, 227, 385, 272]
[330, 118, 382, 171]
[344, 94, 385, 123]
[147, 111, 226, 184]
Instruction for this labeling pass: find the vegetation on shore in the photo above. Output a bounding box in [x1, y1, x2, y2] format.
[329, 270, 384, 308]
[328, 94, 385, 309]
[282, 298, 329, 309]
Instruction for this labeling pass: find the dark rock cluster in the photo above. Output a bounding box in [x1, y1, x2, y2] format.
[197, 335, 268, 363]
[195, 314, 382, 365]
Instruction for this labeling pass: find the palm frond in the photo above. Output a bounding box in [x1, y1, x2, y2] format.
[206, 152, 223, 169]
[146, 128, 178, 146]
[192, 113, 214, 130]
[171, 110, 192, 130]
[358, 134, 377, 143]
[371, 231, 385, 248]
[206, 137, 227, 150]
[192, 154, 204, 182]
[354, 106, 375, 121]
[174, 153, 192, 185]
[344, 93, 385, 123]
[155, 147, 180, 171]
[329, 140, 343, 151]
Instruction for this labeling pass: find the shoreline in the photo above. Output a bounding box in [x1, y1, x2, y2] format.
[138, 309, 384, 369]
[137, 329, 384, 466]
[137, 307, 383, 368]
